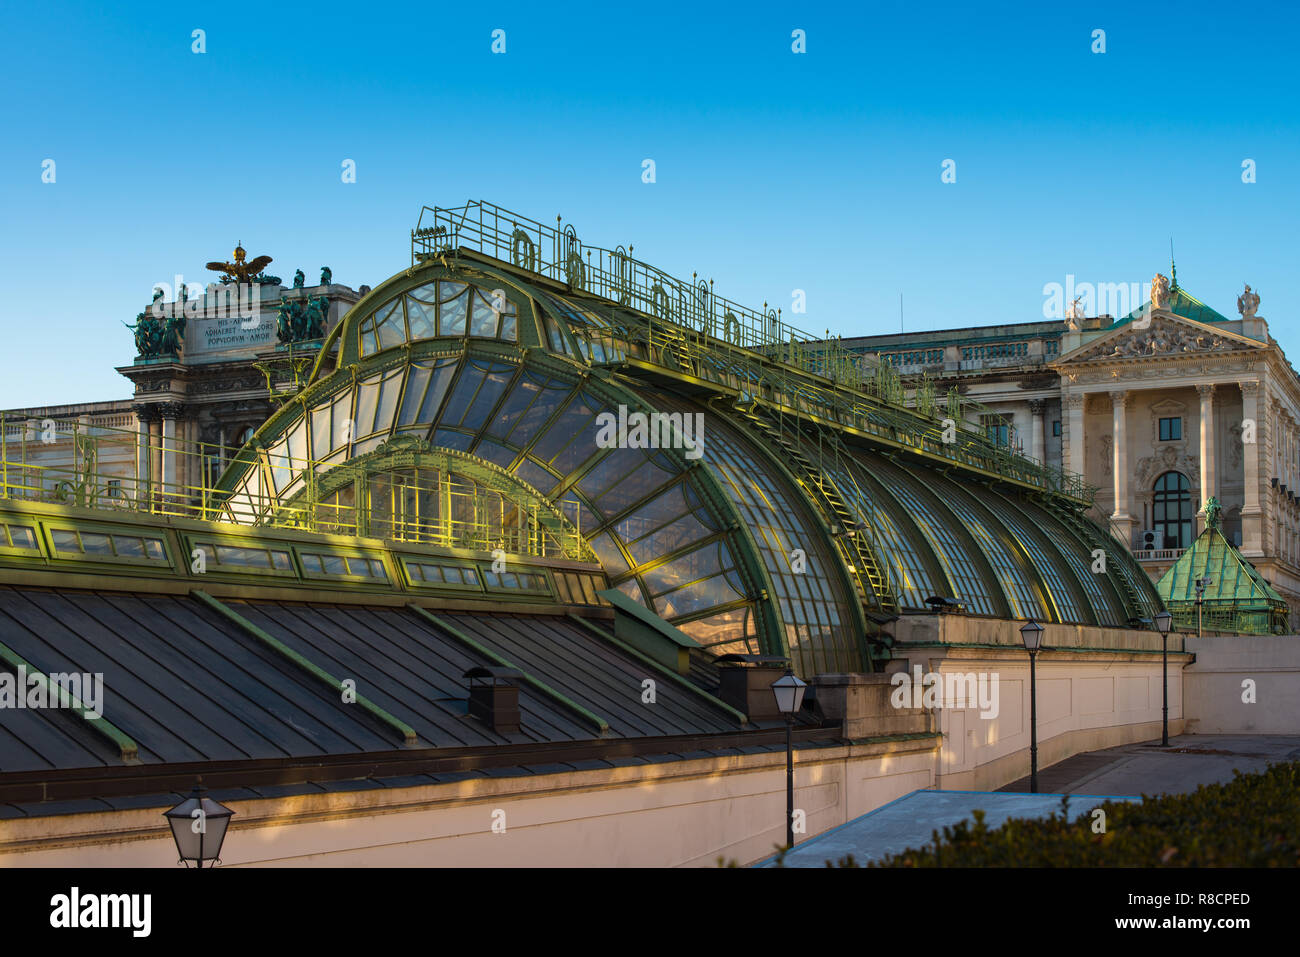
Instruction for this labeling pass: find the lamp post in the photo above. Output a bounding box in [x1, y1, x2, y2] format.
[1154, 610, 1173, 747]
[1020, 620, 1044, 793]
[164, 786, 234, 868]
[1194, 577, 1212, 637]
[771, 668, 807, 849]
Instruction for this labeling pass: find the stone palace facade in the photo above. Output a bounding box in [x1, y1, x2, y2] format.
[842, 274, 1300, 621]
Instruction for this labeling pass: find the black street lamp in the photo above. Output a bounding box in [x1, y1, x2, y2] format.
[771, 668, 807, 849]
[1154, 609, 1173, 747]
[1194, 577, 1212, 637]
[1020, 619, 1044, 793]
[164, 786, 235, 868]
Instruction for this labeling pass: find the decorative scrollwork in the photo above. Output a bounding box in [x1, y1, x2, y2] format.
[565, 250, 586, 289]
[612, 246, 631, 305]
[723, 311, 741, 344]
[649, 283, 672, 319]
[695, 279, 711, 331]
[511, 229, 537, 272]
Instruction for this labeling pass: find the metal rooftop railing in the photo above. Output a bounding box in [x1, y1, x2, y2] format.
[0, 414, 591, 561]
[413, 200, 1097, 505]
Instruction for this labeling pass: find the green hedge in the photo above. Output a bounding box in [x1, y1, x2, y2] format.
[853, 762, 1300, 867]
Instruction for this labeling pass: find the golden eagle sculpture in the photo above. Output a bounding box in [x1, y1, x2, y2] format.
[206, 242, 273, 284]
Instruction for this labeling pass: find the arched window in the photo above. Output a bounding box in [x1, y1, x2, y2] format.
[1153, 471, 1193, 548]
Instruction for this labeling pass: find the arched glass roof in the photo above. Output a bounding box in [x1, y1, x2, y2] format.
[217, 253, 1162, 675]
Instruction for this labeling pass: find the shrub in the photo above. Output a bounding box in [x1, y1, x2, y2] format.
[855, 761, 1300, 867]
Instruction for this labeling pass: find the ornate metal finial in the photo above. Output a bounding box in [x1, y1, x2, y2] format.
[1204, 496, 1222, 530]
[1169, 238, 1177, 291]
[208, 242, 272, 284]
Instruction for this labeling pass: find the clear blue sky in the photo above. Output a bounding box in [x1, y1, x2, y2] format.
[2, 0, 1297, 407]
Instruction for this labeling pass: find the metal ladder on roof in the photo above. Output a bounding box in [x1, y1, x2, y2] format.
[736, 401, 898, 615]
[1051, 504, 1146, 622]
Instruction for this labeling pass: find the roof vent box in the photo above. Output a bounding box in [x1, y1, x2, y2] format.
[464, 667, 522, 733]
[715, 654, 792, 721]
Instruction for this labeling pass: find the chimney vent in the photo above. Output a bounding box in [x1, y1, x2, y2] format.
[715, 654, 793, 721]
[464, 666, 523, 733]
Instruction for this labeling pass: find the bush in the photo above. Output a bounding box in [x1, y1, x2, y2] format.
[853, 761, 1300, 867]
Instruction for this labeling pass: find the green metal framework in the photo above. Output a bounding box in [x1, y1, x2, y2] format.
[200, 202, 1162, 675]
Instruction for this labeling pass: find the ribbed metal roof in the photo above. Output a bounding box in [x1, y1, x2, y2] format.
[0, 586, 741, 776]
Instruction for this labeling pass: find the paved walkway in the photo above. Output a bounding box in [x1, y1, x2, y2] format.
[762, 733, 1300, 868]
[997, 733, 1300, 795]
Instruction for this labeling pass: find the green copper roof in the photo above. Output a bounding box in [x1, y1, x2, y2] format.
[1113, 286, 1232, 329]
[1155, 520, 1289, 634]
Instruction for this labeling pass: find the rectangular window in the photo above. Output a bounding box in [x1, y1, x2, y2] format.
[5, 525, 37, 550]
[1052, 420, 1062, 437]
[1159, 417, 1182, 441]
[980, 414, 1011, 447]
[403, 560, 481, 589]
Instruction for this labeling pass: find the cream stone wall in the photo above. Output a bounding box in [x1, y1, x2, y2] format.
[1182, 635, 1300, 733]
[889, 615, 1188, 790]
[0, 740, 939, 869]
[0, 616, 1222, 868]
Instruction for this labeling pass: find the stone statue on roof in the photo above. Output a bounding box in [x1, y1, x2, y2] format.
[1237, 283, 1260, 319]
[1151, 273, 1171, 310]
[1065, 296, 1084, 330]
[1204, 496, 1222, 530]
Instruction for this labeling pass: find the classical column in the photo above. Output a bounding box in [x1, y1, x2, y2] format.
[148, 416, 162, 507]
[132, 405, 156, 503]
[1197, 384, 1216, 531]
[1028, 399, 1047, 464]
[159, 402, 184, 510]
[1241, 381, 1263, 556]
[1110, 390, 1134, 543]
[1063, 393, 1086, 478]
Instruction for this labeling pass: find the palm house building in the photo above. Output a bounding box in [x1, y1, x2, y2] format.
[0, 201, 1180, 866]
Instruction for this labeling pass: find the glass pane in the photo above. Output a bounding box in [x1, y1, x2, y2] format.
[529, 396, 597, 464]
[408, 281, 439, 302]
[398, 364, 433, 426]
[8, 526, 36, 549]
[373, 371, 402, 436]
[641, 543, 725, 596]
[653, 573, 745, 618]
[506, 380, 571, 443]
[440, 290, 468, 335]
[81, 532, 112, 555]
[270, 551, 292, 570]
[311, 403, 333, 459]
[374, 299, 406, 350]
[406, 297, 436, 339]
[487, 374, 543, 439]
[439, 281, 467, 302]
[589, 530, 629, 572]
[499, 312, 517, 341]
[439, 363, 486, 427]
[113, 536, 145, 558]
[463, 366, 513, 429]
[354, 374, 381, 436]
[470, 291, 500, 337]
[215, 545, 272, 568]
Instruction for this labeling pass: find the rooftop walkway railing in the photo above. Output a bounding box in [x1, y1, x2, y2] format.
[0, 414, 589, 561]
[415, 200, 1096, 505]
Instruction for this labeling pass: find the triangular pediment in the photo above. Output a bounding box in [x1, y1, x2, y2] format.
[1056, 311, 1264, 365]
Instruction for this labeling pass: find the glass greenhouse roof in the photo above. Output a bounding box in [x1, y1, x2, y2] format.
[205, 219, 1163, 674]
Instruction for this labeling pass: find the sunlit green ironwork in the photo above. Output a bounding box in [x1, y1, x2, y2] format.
[413, 200, 1096, 506]
[0, 412, 591, 562]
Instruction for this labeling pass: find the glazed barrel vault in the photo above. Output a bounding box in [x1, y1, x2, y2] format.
[212, 210, 1160, 676]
